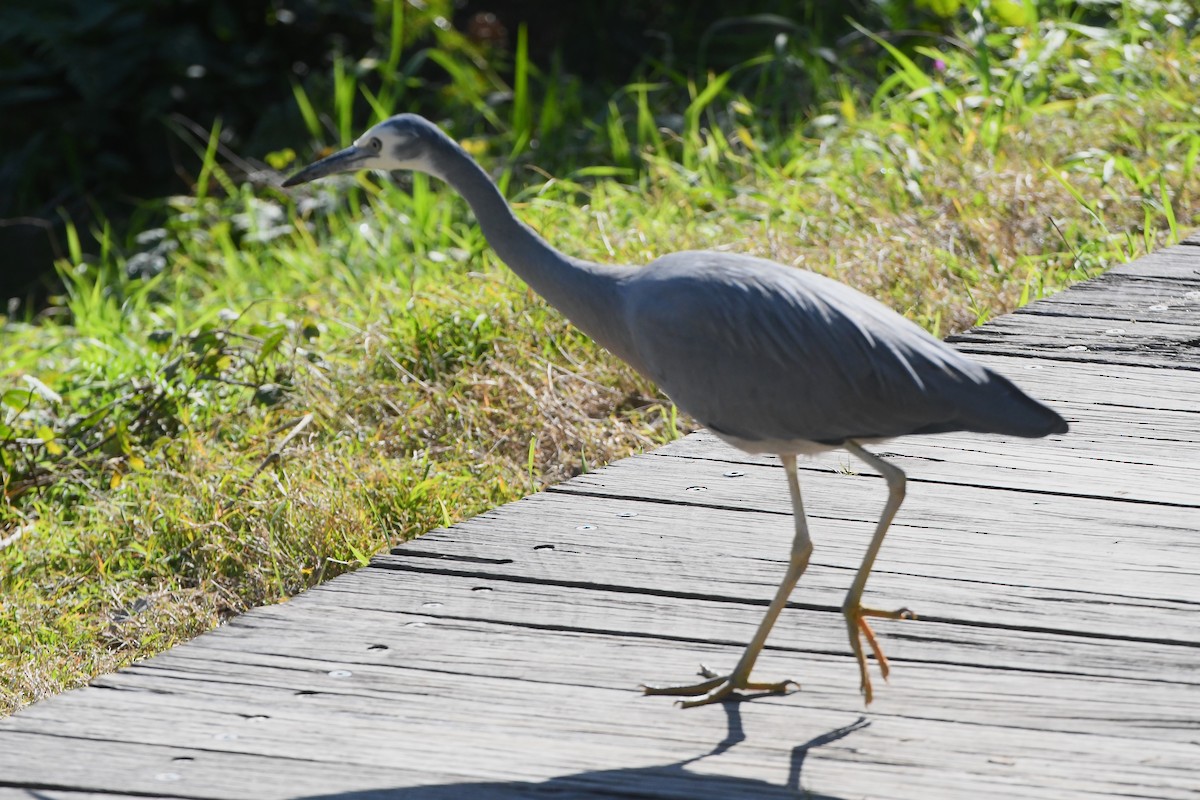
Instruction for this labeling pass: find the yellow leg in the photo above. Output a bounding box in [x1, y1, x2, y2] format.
[841, 441, 915, 705]
[643, 453, 812, 707]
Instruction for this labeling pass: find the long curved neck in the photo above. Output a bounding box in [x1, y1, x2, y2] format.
[424, 136, 639, 366]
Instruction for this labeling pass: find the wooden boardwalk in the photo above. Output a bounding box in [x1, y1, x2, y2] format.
[4, 235, 1200, 799]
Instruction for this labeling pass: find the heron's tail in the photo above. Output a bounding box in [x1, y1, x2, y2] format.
[970, 371, 1068, 438]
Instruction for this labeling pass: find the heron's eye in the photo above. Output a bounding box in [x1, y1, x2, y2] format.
[368, 137, 382, 152]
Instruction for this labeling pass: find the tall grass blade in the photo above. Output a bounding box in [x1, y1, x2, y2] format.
[195, 119, 223, 201]
[512, 24, 532, 144]
[291, 83, 322, 139]
[1159, 177, 1179, 243]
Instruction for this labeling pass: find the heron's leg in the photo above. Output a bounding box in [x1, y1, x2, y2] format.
[841, 441, 915, 704]
[643, 454, 813, 707]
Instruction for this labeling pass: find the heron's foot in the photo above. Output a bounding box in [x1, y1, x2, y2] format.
[843, 603, 916, 704]
[641, 664, 799, 708]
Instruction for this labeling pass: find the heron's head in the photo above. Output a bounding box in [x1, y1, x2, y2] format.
[282, 114, 441, 187]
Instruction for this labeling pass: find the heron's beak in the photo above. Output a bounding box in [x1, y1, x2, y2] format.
[282, 144, 371, 187]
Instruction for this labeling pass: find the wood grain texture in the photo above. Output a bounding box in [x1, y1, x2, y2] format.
[2, 572, 1197, 800]
[962, 352, 1200, 412]
[1019, 275, 1200, 323]
[948, 241, 1200, 367]
[652, 417, 1199, 505]
[3, 235, 1199, 799]
[378, 480, 1200, 626]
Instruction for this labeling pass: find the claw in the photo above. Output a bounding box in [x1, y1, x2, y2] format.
[642, 664, 799, 708]
[844, 604, 916, 703]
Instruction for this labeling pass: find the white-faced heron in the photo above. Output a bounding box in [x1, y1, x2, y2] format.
[283, 114, 1068, 707]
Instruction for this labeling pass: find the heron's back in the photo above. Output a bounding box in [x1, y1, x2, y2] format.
[621, 252, 1067, 450]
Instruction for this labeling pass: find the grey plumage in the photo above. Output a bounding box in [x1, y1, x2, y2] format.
[284, 113, 1068, 707]
[622, 251, 1064, 448]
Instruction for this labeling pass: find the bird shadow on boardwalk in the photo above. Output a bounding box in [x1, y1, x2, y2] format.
[301, 705, 868, 800]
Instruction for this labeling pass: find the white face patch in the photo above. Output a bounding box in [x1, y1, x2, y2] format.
[402, 152, 437, 174]
[354, 129, 433, 173]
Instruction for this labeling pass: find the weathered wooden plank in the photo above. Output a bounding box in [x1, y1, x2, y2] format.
[3, 568, 1196, 800]
[1094, 243, 1200, 279]
[1046, 270, 1200, 296]
[370, 483, 1200, 644]
[546, 451, 1200, 570]
[177, 564, 1200, 690]
[0, 730, 571, 800]
[0, 786, 783, 800]
[48, 632, 1199, 747]
[950, 319, 1200, 370]
[7, 702, 1193, 800]
[667, 400, 1200, 463]
[1021, 279, 1200, 320]
[963, 351, 1200, 411]
[952, 343, 1193, 373]
[1016, 271, 1200, 324]
[655, 422, 1199, 506]
[0, 794, 155, 800]
[0, 647, 1190, 796]
[532, 458, 1200, 555]
[941, 245, 1200, 367]
[960, 308, 1200, 343]
[1020, 299, 1200, 327]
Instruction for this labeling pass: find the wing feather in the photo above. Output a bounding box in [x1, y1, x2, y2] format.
[622, 252, 996, 445]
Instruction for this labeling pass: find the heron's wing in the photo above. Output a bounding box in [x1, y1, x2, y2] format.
[623, 254, 992, 444]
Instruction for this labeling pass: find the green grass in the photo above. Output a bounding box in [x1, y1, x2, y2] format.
[3, 5, 1199, 714]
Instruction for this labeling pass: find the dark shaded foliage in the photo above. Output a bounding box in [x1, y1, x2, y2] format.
[452, 0, 886, 79]
[0, 0, 386, 207]
[0, 0, 387, 301]
[0, 0, 950, 302]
